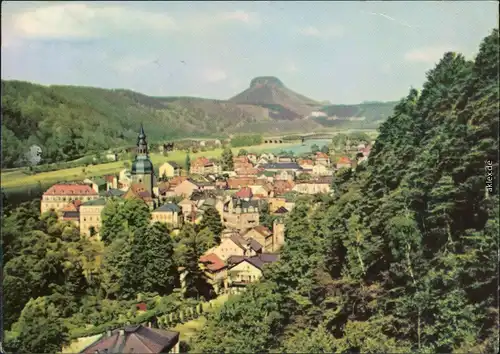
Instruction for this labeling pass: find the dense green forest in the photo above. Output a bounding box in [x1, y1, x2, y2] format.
[191, 29, 499, 353]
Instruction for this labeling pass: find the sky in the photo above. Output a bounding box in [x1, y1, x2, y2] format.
[1, 1, 498, 104]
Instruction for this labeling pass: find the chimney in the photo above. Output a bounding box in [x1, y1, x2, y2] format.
[119, 329, 124, 336]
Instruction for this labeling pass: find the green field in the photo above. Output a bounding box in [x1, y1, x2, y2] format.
[0, 143, 294, 190]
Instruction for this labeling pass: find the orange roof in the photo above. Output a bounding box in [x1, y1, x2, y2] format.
[233, 156, 250, 164]
[227, 178, 256, 189]
[337, 157, 352, 164]
[44, 184, 97, 196]
[253, 225, 272, 236]
[192, 156, 212, 167]
[200, 253, 226, 272]
[104, 175, 115, 183]
[316, 152, 329, 159]
[61, 200, 82, 212]
[298, 159, 314, 165]
[169, 176, 188, 187]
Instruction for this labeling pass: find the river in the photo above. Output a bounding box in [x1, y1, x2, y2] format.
[265, 139, 332, 155]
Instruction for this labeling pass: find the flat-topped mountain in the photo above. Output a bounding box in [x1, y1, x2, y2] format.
[229, 76, 321, 119]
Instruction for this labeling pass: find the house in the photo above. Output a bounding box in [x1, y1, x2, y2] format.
[151, 203, 182, 228]
[61, 200, 82, 226]
[178, 198, 196, 219]
[272, 180, 296, 196]
[80, 325, 180, 354]
[336, 156, 353, 170]
[79, 198, 107, 239]
[41, 184, 99, 215]
[173, 179, 202, 198]
[234, 187, 253, 200]
[276, 155, 294, 163]
[261, 162, 302, 173]
[312, 164, 333, 176]
[357, 143, 366, 150]
[104, 174, 119, 190]
[222, 197, 260, 231]
[242, 222, 285, 253]
[190, 157, 222, 175]
[205, 234, 260, 261]
[199, 253, 227, 294]
[249, 184, 274, 199]
[297, 159, 314, 170]
[84, 177, 107, 194]
[235, 167, 260, 177]
[275, 170, 295, 181]
[123, 183, 156, 210]
[118, 169, 132, 191]
[226, 253, 280, 288]
[247, 153, 258, 164]
[168, 176, 189, 187]
[260, 152, 276, 162]
[273, 206, 289, 215]
[292, 180, 332, 195]
[227, 177, 257, 190]
[256, 156, 270, 165]
[256, 170, 276, 182]
[315, 152, 331, 166]
[159, 161, 182, 179]
[99, 188, 126, 199]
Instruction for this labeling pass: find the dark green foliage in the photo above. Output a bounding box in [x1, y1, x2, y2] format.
[192, 29, 500, 353]
[230, 134, 263, 147]
[100, 198, 151, 245]
[197, 206, 223, 238]
[220, 147, 234, 170]
[185, 153, 191, 171]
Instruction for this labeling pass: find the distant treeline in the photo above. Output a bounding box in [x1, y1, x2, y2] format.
[230, 135, 263, 148]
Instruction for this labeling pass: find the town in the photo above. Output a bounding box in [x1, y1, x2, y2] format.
[42, 125, 373, 292]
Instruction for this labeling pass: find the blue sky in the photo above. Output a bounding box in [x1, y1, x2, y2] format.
[1, 1, 497, 104]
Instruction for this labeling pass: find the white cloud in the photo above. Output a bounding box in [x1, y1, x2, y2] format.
[404, 46, 458, 63]
[3, 4, 261, 45]
[8, 3, 178, 40]
[298, 25, 344, 38]
[203, 69, 227, 83]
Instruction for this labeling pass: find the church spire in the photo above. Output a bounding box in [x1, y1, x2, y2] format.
[136, 124, 148, 155]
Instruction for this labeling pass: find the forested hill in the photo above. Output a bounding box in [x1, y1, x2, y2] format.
[192, 29, 499, 353]
[0, 81, 267, 168]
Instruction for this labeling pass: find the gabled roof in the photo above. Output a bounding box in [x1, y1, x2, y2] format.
[81, 198, 107, 206]
[100, 188, 126, 198]
[91, 177, 106, 186]
[227, 253, 279, 271]
[274, 206, 289, 214]
[245, 225, 272, 237]
[44, 184, 97, 196]
[153, 203, 180, 213]
[261, 163, 302, 170]
[235, 187, 253, 199]
[80, 325, 179, 354]
[169, 176, 188, 186]
[199, 253, 226, 272]
[166, 161, 181, 168]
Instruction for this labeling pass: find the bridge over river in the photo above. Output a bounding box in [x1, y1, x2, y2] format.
[263, 133, 336, 144]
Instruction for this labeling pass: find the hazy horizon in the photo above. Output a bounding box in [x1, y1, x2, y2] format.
[1, 1, 497, 104]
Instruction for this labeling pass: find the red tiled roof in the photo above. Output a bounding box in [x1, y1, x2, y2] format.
[236, 168, 259, 176]
[233, 156, 250, 164]
[235, 187, 253, 199]
[273, 180, 295, 195]
[337, 157, 352, 164]
[298, 159, 314, 165]
[200, 253, 226, 272]
[44, 184, 97, 196]
[227, 178, 256, 189]
[316, 152, 330, 159]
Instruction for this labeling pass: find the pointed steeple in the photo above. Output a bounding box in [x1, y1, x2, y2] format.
[136, 124, 148, 156]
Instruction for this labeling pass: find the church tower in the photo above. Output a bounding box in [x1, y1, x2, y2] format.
[131, 124, 155, 197]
